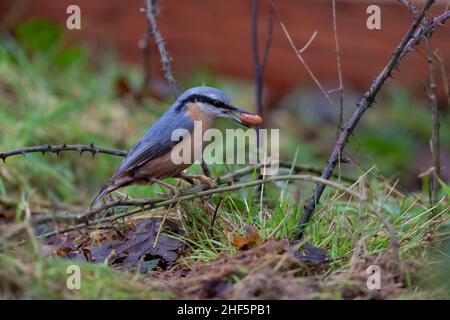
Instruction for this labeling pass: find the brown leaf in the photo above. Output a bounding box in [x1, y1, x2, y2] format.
[233, 224, 262, 250]
[81, 248, 93, 262]
[115, 76, 133, 97]
[101, 219, 184, 270]
[40, 218, 184, 270]
[56, 246, 75, 257]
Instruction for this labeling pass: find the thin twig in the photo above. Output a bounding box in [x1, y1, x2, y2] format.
[210, 197, 223, 238]
[398, 0, 421, 16]
[252, 0, 267, 121]
[295, 1, 449, 240]
[434, 51, 450, 111]
[261, 4, 274, 75]
[425, 37, 440, 207]
[153, 196, 177, 248]
[144, 0, 179, 98]
[298, 31, 317, 54]
[271, 0, 335, 108]
[331, 0, 344, 134]
[139, 25, 152, 92]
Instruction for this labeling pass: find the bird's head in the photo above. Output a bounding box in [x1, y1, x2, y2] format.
[176, 86, 262, 127]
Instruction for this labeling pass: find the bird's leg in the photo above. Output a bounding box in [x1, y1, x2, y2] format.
[181, 176, 195, 185]
[150, 178, 180, 196]
[179, 173, 217, 188]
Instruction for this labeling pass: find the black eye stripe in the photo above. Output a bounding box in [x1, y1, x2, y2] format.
[177, 94, 234, 111]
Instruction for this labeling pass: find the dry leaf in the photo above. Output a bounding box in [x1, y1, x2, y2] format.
[233, 224, 262, 250]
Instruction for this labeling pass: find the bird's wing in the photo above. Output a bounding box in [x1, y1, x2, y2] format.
[112, 110, 194, 178]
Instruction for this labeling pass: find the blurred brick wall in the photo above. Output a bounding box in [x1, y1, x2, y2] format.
[1, 0, 449, 104]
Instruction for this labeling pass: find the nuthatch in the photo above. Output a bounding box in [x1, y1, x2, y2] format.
[91, 86, 262, 207]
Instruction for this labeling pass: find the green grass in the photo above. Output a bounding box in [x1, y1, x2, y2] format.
[0, 249, 172, 299]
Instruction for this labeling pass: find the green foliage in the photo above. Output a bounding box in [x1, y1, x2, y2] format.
[0, 20, 167, 203]
[16, 19, 63, 52]
[357, 128, 413, 172]
[437, 177, 450, 197]
[0, 251, 172, 299]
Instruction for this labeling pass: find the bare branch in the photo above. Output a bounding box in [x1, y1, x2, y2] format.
[434, 51, 450, 111]
[0, 145, 347, 184]
[399, 10, 450, 61]
[0, 144, 126, 162]
[398, 0, 421, 16]
[271, 0, 335, 109]
[331, 0, 344, 134]
[252, 0, 260, 119]
[144, 0, 179, 98]
[298, 30, 318, 54]
[261, 4, 274, 75]
[425, 38, 440, 207]
[138, 25, 152, 92]
[295, 1, 449, 240]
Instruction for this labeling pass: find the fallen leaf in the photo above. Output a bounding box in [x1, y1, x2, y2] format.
[233, 224, 262, 250]
[113, 219, 183, 269]
[39, 218, 184, 271]
[81, 248, 93, 262]
[56, 246, 75, 257]
[293, 242, 329, 265]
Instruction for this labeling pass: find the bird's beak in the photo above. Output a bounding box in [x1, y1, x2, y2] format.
[223, 107, 256, 128]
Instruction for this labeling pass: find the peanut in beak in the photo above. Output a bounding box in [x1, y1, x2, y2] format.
[239, 113, 263, 127]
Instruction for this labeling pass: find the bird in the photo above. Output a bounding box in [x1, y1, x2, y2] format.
[90, 86, 261, 208]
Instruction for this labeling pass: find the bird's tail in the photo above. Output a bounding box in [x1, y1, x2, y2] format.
[90, 182, 120, 209]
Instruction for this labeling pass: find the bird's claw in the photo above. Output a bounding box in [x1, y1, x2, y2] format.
[180, 173, 217, 189]
[170, 187, 181, 197]
[197, 175, 217, 189]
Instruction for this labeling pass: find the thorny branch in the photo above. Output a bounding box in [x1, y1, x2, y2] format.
[398, 0, 420, 16]
[0, 144, 350, 182]
[0, 144, 126, 161]
[295, 1, 450, 240]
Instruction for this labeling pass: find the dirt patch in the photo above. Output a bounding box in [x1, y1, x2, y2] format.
[147, 239, 410, 299]
[21, 218, 413, 299]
